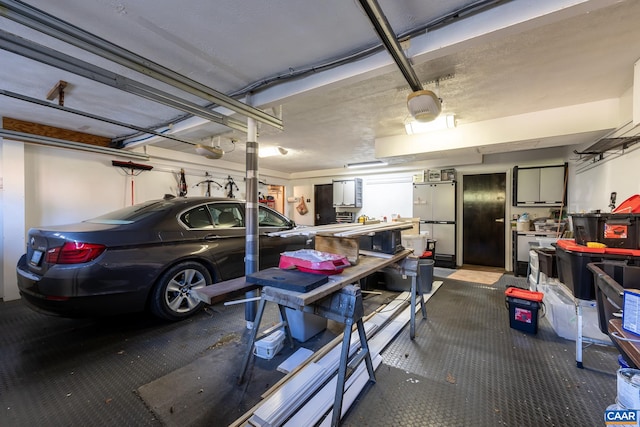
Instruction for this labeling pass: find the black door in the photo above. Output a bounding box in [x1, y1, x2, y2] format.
[314, 184, 336, 225]
[462, 173, 506, 267]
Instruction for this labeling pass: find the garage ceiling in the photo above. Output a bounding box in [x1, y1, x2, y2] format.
[1, 0, 639, 175]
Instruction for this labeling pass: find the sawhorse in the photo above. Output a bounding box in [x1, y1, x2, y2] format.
[399, 256, 427, 339]
[238, 284, 375, 427]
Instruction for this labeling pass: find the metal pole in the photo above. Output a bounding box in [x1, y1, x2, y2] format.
[244, 95, 260, 327]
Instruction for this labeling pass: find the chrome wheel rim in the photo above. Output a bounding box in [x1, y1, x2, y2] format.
[164, 268, 206, 313]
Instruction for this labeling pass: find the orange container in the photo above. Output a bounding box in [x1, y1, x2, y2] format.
[504, 287, 544, 302]
[614, 195, 640, 214]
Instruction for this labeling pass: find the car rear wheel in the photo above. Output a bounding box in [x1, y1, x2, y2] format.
[150, 261, 211, 320]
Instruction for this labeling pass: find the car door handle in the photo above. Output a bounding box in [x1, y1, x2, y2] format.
[204, 234, 224, 240]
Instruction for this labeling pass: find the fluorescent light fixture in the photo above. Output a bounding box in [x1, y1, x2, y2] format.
[405, 114, 456, 135]
[345, 160, 388, 168]
[259, 146, 288, 158]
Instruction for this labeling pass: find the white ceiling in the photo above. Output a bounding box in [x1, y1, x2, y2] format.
[1, 0, 639, 176]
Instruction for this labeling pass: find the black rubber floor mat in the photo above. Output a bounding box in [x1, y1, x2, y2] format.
[342, 277, 620, 426]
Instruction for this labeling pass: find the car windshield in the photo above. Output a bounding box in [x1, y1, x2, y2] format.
[85, 200, 172, 224]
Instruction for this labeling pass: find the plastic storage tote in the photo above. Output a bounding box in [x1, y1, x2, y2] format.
[587, 262, 640, 334]
[556, 242, 603, 300]
[505, 287, 544, 334]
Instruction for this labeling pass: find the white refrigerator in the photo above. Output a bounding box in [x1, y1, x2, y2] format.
[413, 182, 457, 267]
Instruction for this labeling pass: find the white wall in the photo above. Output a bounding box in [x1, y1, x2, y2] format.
[569, 146, 640, 213]
[1, 140, 26, 300]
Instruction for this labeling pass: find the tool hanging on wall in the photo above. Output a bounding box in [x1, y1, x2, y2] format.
[112, 160, 153, 206]
[225, 175, 239, 198]
[194, 172, 222, 197]
[178, 168, 188, 197]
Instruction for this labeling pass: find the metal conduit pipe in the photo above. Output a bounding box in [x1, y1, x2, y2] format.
[357, 0, 423, 92]
[0, 89, 201, 148]
[0, 29, 247, 133]
[0, 0, 282, 130]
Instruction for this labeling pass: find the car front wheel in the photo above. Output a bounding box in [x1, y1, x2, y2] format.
[150, 261, 211, 320]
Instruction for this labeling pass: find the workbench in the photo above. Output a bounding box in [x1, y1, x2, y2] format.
[235, 249, 414, 427]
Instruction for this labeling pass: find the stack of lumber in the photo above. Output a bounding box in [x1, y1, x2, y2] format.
[230, 285, 440, 426]
[267, 221, 412, 238]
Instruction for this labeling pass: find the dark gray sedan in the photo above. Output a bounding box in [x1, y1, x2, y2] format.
[17, 196, 310, 320]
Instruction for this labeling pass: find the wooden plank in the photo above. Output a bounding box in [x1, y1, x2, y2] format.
[193, 277, 258, 304]
[267, 221, 412, 238]
[331, 222, 412, 237]
[314, 235, 359, 264]
[262, 250, 411, 308]
[284, 354, 383, 427]
[249, 362, 327, 427]
[277, 348, 314, 374]
[609, 319, 640, 367]
[3, 117, 112, 146]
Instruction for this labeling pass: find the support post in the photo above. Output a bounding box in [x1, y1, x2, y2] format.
[245, 98, 260, 325]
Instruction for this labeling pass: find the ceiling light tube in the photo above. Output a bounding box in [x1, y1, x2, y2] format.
[405, 114, 456, 135]
[259, 146, 288, 158]
[345, 160, 388, 168]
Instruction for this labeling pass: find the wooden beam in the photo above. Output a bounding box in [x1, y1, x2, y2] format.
[46, 80, 68, 106]
[3, 117, 111, 147]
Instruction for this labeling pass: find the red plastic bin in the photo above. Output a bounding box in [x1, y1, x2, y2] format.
[279, 249, 350, 275]
[614, 194, 640, 214]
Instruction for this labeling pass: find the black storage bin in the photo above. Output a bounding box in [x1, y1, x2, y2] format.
[602, 214, 640, 249]
[506, 297, 541, 334]
[536, 248, 558, 278]
[588, 262, 640, 334]
[556, 245, 603, 300]
[505, 287, 544, 335]
[570, 213, 607, 246]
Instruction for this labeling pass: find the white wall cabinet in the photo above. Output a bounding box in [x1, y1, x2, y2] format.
[513, 164, 567, 206]
[333, 178, 362, 207]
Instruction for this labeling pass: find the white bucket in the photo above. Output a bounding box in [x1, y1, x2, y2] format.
[617, 368, 640, 409]
[401, 235, 427, 253]
[516, 221, 530, 232]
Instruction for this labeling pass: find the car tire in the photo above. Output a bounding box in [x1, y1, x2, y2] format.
[150, 261, 211, 320]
